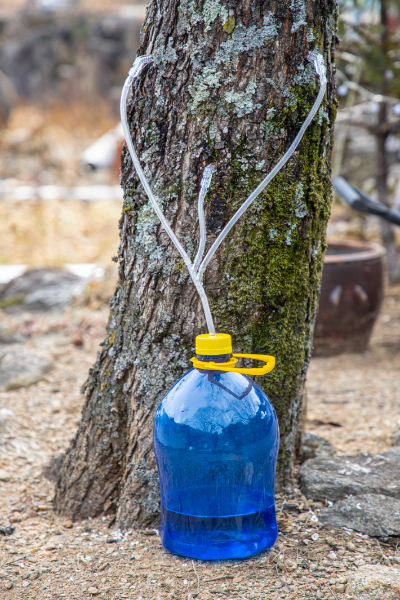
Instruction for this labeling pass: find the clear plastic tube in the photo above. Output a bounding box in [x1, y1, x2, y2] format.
[193, 164, 216, 272]
[196, 53, 327, 282]
[121, 52, 327, 335]
[120, 56, 216, 334]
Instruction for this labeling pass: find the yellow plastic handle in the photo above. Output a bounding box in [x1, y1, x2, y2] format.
[191, 353, 275, 376]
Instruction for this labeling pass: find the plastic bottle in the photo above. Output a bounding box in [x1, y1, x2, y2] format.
[153, 333, 279, 560]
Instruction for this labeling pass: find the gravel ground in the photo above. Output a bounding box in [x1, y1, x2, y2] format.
[0, 284, 400, 600]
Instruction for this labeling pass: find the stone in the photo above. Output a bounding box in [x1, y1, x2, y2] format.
[0, 346, 54, 390]
[347, 565, 400, 599]
[318, 494, 400, 537]
[334, 584, 345, 593]
[299, 447, 400, 502]
[0, 268, 83, 311]
[392, 428, 400, 447]
[3, 581, 13, 590]
[0, 525, 15, 536]
[88, 587, 100, 595]
[347, 542, 357, 552]
[9, 514, 21, 523]
[0, 469, 10, 481]
[301, 432, 336, 461]
[0, 331, 26, 344]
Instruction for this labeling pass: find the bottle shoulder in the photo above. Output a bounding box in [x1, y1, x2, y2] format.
[155, 368, 276, 432]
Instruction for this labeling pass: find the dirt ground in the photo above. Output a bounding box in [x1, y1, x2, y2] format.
[0, 282, 399, 600]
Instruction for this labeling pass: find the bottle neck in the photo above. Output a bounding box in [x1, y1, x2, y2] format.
[195, 353, 232, 363]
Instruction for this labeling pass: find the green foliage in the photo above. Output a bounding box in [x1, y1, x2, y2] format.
[338, 0, 400, 97]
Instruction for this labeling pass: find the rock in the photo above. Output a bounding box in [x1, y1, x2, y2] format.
[22, 569, 40, 580]
[318, 494, 400, 536]
[347, 565, 400, 599]
[0, 346, 54, 390]
[72, 334, 84, 347]
[301, 432, 336, 461]
[9, 513, 21, 523]
[392, 428, 400, 447]
[299, 447, 400, 502]
[24, 509, 38, 519]
[334, 583, 345, 593]
[0, 268, 83, 311]
[0, 525, 15, 535]
[0, 331, 26, 344]
[88, 587, 100, 595]
[0, 469, 10, 481]
[3, 581, 13, 590]
[347, 542, 357, 552]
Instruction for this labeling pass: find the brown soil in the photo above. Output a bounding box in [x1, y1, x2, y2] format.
[0, 282, 399, 599]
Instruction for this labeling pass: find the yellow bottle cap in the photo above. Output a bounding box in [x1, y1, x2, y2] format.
[195, 333, 232, 356]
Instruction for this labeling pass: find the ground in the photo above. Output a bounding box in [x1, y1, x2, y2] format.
[0, 280, 399, 600]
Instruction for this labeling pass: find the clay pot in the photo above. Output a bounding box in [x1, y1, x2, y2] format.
[313, 240, 385, 356]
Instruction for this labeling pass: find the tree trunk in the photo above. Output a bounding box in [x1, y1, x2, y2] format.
[376, 0, 400, 284]
[376, 102, 400, 284]
[55, 0, 337, 529]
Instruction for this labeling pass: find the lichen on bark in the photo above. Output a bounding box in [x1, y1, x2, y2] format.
[55, 0, 338, 529]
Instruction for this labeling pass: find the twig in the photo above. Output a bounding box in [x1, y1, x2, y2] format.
[328, 585, 339, 600]
[375, 539, 388, 561]
[203, 575, 235, 583]
[275, 565, 293, 592]
[0, 554, 28, 569]
[192, 559, 200, 590]
[336, 68, 399, 105]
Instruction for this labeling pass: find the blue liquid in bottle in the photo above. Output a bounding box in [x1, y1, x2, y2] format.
[153, 363, 279, 560]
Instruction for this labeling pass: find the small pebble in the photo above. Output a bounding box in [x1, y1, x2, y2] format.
[88, 586, 100, 595]
[286, 559, 297, 571]
[354, 559, 365, 567]
[311, 533, 319, 541]
[10, 514, 22, 523]
[72, 335, 84, 347]
[347, 542, 357, 552]
[0, 469, 10, 481]
[3, 581, 13, 590]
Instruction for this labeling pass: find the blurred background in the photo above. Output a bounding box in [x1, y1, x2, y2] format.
[0, 0, 145, 276]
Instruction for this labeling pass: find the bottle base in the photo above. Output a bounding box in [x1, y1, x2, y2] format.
[159, 504, 278, 560]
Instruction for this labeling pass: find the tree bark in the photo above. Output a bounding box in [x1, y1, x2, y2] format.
[55, 0, 337, 529]
[376, 0, 400, 284]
